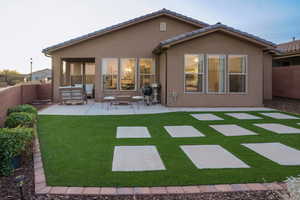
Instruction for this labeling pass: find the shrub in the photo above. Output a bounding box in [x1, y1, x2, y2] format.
[4, 112, 35, 128]
[0, 127, 33, 176]
[7, 104, 37, 116]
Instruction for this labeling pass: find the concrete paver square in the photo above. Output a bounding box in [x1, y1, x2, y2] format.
[112, 146, 166, 171]
[191, 114, 223, 121]
[117, 127, 151, 138]
[260, 113, 299, 119]
[210, 125, 257, 136]
[242, 143, 300, 165]
[164, 126, 205, 137]
[254, 123, 300, 134]
[180, 145, 249, 169]
[226, 113, 262, 120]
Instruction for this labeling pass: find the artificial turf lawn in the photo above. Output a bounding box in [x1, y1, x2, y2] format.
[37, 111, 300, 187]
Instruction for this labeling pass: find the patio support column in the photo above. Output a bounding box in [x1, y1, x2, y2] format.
[66, 62, 71, 85]
[95, 57, 101, 102]
[52, 56, 61, 103]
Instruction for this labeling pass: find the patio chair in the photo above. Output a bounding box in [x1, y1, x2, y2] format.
[59, 87, 87, 105]
[103, 95, 116, 110]
[132, 89, 144, 109]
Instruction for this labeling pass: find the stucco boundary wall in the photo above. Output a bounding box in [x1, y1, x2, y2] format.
[0, 83, 52, 127]
[273, 66, 300, 99]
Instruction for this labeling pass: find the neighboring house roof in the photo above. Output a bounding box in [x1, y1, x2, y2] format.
[42, 8, 209, 54]
[26, 68, 52, 77]
[155, 23, 276, 52]
[277, 39, 300, 53]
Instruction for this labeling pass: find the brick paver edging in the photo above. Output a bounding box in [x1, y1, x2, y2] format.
[33, 138, 287, 195]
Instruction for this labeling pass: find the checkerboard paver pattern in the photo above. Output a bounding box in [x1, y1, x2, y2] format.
[34, 111, 295, 196]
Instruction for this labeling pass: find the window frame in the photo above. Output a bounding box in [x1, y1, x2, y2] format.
[206, 54, 227, 94]
[183, 54, 205, 93]
[228, 54, 248, 94]
[138, 58, 156, 89]
[101, 58, 119, 91]
[119, 58, 137, 91]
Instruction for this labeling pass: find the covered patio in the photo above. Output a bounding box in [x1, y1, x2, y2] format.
[38, 100, 274, 115]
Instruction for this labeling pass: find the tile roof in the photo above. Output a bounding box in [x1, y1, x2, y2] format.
[42, 8, 209, 54]
[158, 23, 276, 48]
[277, 39, 300, 53]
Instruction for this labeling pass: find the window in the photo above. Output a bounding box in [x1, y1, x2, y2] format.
[160, 22, 167, 32]
[120, 58, 137, 91]
[102, 58, 118, 90]
[139, 58, 155, 88]
[228, 55, 247, 93]
[207, 55, 226, 93]
[184, 54, 204, 92]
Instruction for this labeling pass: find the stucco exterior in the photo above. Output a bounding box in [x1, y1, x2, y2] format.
[45, 9, 274, 106]
[163, 32, 265, 107]
[51, 16, 200, 102]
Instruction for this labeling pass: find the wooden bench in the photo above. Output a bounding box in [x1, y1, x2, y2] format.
[59, 87, 87, 105]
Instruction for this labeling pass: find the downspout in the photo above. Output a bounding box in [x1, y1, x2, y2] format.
[165, 50, 168, 106]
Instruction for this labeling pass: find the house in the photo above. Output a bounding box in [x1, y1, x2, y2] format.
[43, 8, 275, 107]
[25, 68, 52, 82]
[272, 39, 300, 99]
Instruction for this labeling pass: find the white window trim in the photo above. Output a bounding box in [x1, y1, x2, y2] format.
[102, 58, 119, 91]
[206, 54, 227, 94]
[138, 58, 156, 89]
[228, 54, 248, 94]
[120, 58, 137, 91]
[184, 54, 205, 93]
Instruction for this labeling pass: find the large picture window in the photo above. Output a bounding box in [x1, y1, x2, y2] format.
[207, 55, 226, 93]
[120, 58, 137, 91]
[102, 58, 118, 90]
[184, 54, 204, 92]
[228, 55, 247, 93]
[139, 58, 155, 88]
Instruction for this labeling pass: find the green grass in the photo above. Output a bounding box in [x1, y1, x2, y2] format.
[37, 111, 300, 187]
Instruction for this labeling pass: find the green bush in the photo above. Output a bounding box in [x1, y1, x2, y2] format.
[4, 112, 35, 128]
[0, 127, 33, 176]
[7, 104, 37, 116]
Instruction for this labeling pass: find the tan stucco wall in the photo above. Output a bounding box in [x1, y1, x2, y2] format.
[263, 53, 272, 100]
[164, 32, 265, 107]
[50, 16, 199, 102]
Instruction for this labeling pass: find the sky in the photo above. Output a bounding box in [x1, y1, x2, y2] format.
[1, 0, 300, 74]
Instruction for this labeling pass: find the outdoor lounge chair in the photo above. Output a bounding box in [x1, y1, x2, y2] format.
[59, 86, 87, 105]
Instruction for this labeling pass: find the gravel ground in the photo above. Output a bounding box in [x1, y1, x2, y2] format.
[264, 97, 300, 114]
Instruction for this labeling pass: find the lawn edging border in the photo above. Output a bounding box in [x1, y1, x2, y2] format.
[34, 137, 287, 196]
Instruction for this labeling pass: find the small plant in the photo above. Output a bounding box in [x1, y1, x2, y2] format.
[7, 104, 37, 116]
[276, 175, 300, 200]
[0, 127, 33, 176]
[4, 112, 35, 128]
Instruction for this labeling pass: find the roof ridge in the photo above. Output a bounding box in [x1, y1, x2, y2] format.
[43, 8, 209, 53]
[159, 23, 276, 47]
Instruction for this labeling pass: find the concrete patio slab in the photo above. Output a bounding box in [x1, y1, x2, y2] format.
[191, 114, 224, 121]
[210, 125, 257, 136]
[225, 113, 262, 120]
[116, 127, 151, 138]
[112, 146, 166, 171]
[242, 143, 300, 165]
[38, 100, 275, 115]
[260, 112, 299, 119]
[180, 145, 249, 169]
[164, 126, 205, 137]
[254, 123, 300, 134]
